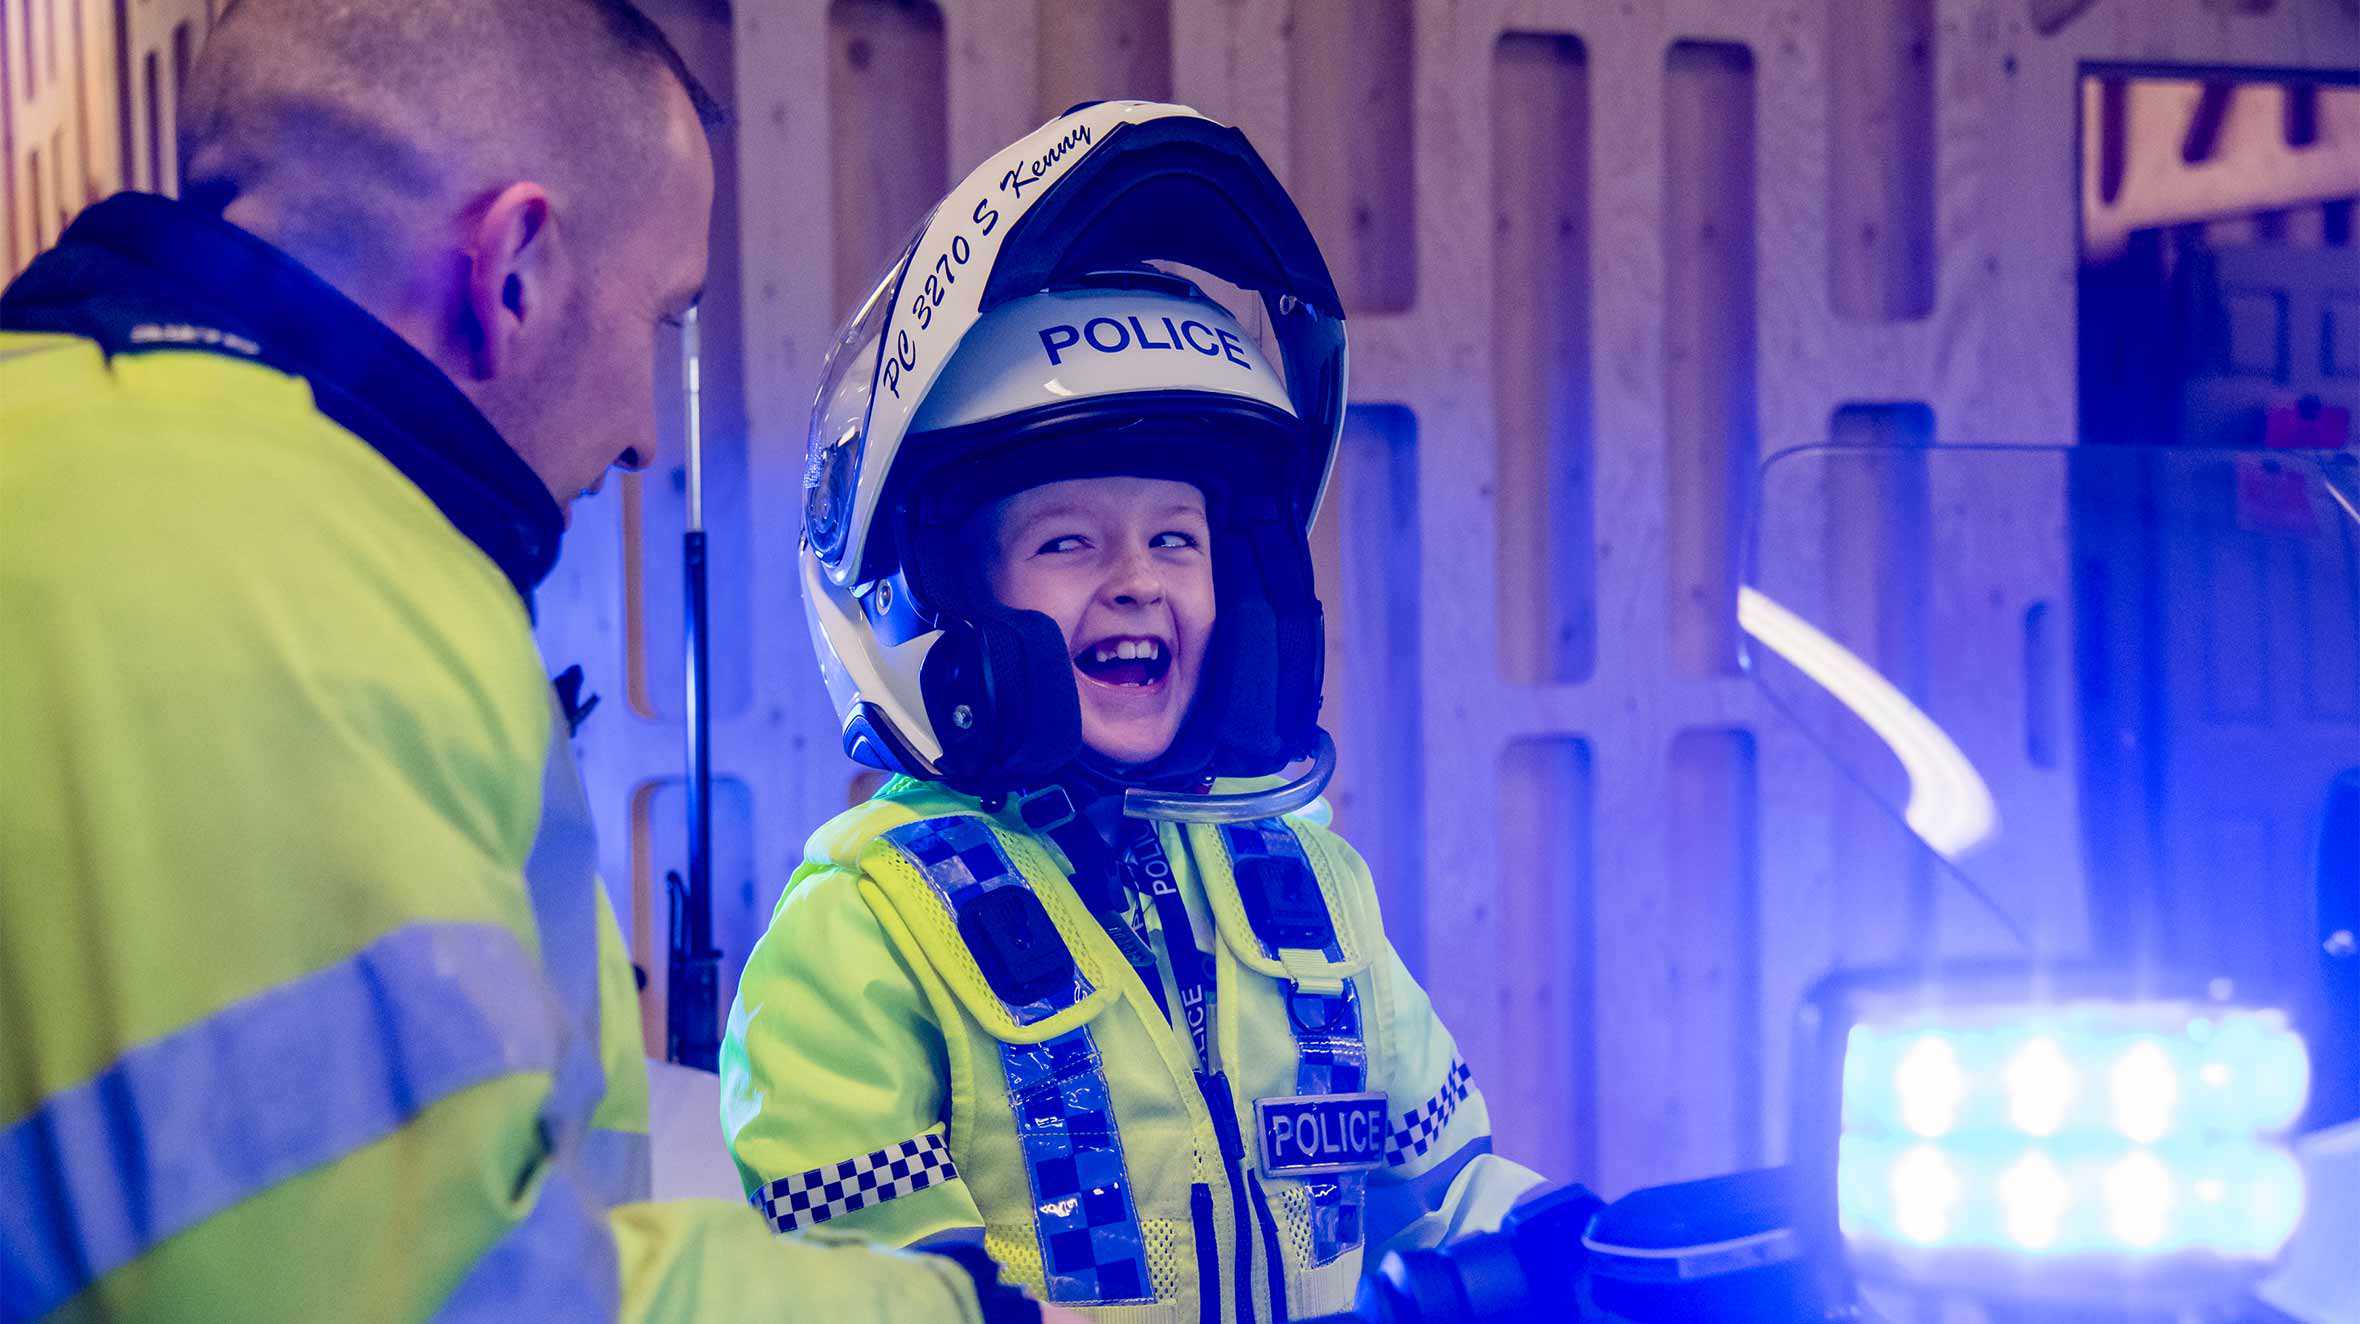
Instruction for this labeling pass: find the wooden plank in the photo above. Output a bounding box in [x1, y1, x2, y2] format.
[1492, 30, 1593, 686]
[942, 0, 1034, 177]
[1, 0, 15, 273]
[1492, 736, 1595, 1181]
[1828, 0, 1937, 321]
[1314, 405, 1426, 969]
[1663, 40, 1756, 680]
[1036, 0, 1171, 122]
[827, 0, 946, 310]
[1286, 0, 1415, 314]
[2085, 79, 2360, 256]
[727, 0, 860, 1056]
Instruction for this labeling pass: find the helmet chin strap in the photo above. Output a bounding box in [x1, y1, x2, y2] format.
[1120, 728, 1336, 824]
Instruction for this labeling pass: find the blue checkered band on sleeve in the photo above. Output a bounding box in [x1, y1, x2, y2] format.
[1001, 1029, 1153, 1304]
[883, 816, 1094, 1024]
[1286, 981, 1371, 1263]
[1387, 1057, 1475, 1166]
[1218, 820, 1347, 962]
[751, 1131, 958, 1233]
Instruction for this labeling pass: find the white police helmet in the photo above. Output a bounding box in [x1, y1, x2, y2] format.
[802, 102, 1346, 796]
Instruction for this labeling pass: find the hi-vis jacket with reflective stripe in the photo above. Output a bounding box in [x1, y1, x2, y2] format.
[0, 324, 988, 1321]
[722, 779, 1544, 1322]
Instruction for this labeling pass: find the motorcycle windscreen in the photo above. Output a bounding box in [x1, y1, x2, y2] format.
[1741, 444, 2360, 981]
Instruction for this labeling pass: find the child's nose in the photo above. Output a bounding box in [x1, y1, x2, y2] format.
[1104, 547, 1166, 607]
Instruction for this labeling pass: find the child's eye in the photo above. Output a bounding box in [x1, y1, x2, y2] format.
[1036, 535, 1088, 555]
[1150, 531, 1201, 550]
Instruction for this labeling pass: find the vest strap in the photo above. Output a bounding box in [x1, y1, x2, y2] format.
[1220, 818, 1371, 1266]
[872, 815, 1118, 1040]
[881, 814, 1153, 1304]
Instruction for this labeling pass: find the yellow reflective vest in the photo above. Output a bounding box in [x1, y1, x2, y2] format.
[0, 330, 988, 1323]
[723, 777, 1538, 1322]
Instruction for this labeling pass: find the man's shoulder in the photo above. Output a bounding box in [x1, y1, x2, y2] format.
[2, 332, 308, 422]
[10, 345, 514, 589]
[2, 342, 542, 721]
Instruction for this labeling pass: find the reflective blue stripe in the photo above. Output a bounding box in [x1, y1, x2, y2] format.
[1218, 820, 1348, 963]
[577, 1128, 652, 1207]
[1234, 819, 1369, 1265]
[0, 923, 553, 1321]
[435, 1166, 617, 1323]
[883, 815, 1095, 1023]
[1002, 1030, 1153, 1305]
[521, 707, 606, 1157]
[885, 815, 1150, 1306]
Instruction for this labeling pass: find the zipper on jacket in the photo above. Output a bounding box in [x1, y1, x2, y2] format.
[1190, 1182, 1221, 1324]
[1197, 1071, 1258, 1324]
[1245, 1169, 1291, 1323]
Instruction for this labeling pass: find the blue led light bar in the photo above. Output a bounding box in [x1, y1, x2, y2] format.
[1800, 975, 2316, 1309]
[1838, 1136, 2305, 1258]
[1831, 995, 2312, 1283]
[1841, 1004, 2311, 1146]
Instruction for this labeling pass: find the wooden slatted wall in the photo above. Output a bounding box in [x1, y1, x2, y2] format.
[7, 0, 2356, 1198]
[684, 0, 2358, 1197]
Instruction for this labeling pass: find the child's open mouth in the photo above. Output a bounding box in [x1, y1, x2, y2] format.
[1073, 635, 1172, 688]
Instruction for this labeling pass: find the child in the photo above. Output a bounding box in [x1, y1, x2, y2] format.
[722, 102, 1541, 1321]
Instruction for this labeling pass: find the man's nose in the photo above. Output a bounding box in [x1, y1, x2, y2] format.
[614, 444, 653, 474]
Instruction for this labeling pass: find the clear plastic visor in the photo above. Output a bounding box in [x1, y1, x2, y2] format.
[804, 219, 928, 568]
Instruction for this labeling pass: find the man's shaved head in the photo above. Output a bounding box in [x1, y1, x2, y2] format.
[175, 0, 722, 518]
[181, 0, 718, 292]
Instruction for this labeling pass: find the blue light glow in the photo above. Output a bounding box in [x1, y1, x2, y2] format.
[2006, 1037, 2077, 1137]
[1897, 1035, 1965, 1138]
[2110, 1039, 2177, 1144]
[1838, 1137, 2306, 1259]
[1838, 1000, 2310, 1266]
[2103, 1149, 2170, 1248]
[1998, 1150, 2071, 1250]
[1891, 1145, 1960, 1245]
[1842, 1004, 2308, 1144]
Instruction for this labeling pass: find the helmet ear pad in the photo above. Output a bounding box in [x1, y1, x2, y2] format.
[1198, 503, 1323, 775]
[920, 606, 1083, 791]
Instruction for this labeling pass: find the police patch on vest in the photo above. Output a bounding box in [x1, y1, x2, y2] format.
[1254, 1091, 1388, 1176]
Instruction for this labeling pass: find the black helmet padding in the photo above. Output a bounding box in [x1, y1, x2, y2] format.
[895, 439, 1324, 797]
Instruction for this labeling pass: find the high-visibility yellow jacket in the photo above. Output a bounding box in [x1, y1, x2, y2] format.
[0, 194, 997, 1324]
[722, 776, 1543, 1322]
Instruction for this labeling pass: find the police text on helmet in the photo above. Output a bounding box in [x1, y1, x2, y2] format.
[1037, 316, 1256, 369]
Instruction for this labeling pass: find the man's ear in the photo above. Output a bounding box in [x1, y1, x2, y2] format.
[459, 182, 556, 382]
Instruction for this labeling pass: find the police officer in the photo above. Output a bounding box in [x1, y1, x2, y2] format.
[722, 103, 1547, 1322]
[0, 2, 1061, 1320]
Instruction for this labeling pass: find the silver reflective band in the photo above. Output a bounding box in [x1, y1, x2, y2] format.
[435, 1166, 619, 1322]
[521, 699, 607, 1158]
[0, 923, 556, 1321]
[578, 1127, 654, 1207]
[1582, 1226, 1805, 1283]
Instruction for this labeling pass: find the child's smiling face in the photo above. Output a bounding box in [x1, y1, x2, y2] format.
[986, 475, 1216, 767]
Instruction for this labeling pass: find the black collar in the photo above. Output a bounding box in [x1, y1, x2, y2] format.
[0, 192, 562, 609]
